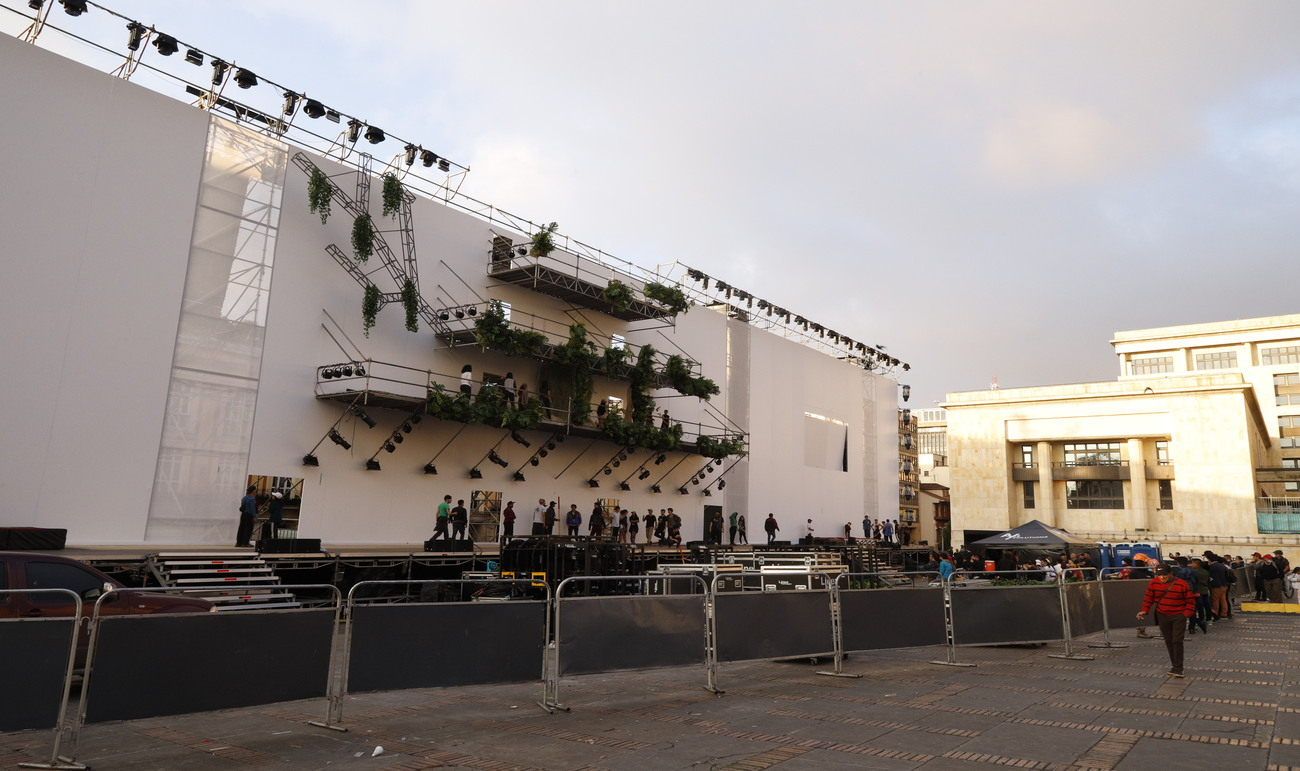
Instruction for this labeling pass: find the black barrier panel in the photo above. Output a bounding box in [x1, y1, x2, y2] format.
[349, 602, 546, 692]
[558, 595, 705, 676]
[715, 591, 833, 662]
[85, 609, 333, 723]
[842, 588, 946, 651]
[951, 585, 1062, 646]
[1101, 580, 1151, 629]
[1064, 582, 1105, 637]
[0, 618, 74, 732]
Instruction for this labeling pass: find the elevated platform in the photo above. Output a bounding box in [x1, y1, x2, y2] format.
[488, 260, 670, 322]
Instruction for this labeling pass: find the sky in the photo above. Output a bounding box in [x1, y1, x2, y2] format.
[6, 0, 1300, 408]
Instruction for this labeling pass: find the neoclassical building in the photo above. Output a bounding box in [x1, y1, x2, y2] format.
[944, 315, 1300, 548]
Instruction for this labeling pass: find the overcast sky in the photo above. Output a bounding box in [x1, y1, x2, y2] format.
[8, 1, 1300, 408]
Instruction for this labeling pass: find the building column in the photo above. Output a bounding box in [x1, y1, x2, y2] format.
[1128, 438, 1149, 533]
[1037, 441, 1055, 527]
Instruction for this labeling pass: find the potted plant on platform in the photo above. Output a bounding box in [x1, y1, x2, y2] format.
[603, 279, 635, 314]
[529, 222, 559, 258]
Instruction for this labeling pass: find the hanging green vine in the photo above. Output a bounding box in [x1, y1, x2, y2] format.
[362, 284, 380, 337]
[351, 212, 376, 262]
[603, 279, 635, 313]
[308, 167, 332, 224]
[473, 300, 548, 357]
[697, 434, 747, 459]
[401, 278, 419, 333]
[644, 282, 691, 316]
[553, 323, 599, 425]
[664, 354, 720, 400]
[601, 344, 630, 376]
[426, 384, 544, 430]
[629, 344, 657, 425]
[381, 173, 404, 218]
[602, 413, 683, 452]
[529, 221, 559, 258]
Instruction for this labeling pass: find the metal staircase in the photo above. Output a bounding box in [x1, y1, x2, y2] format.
[146, 552, 301, 611]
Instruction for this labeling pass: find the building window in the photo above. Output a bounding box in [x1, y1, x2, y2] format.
[1262, 345, 1300, 365]
[1063, 442, 1122, 466]
[1280, 437, 1300, 449]
[1194, 350, 1238, 370]
[1066, 480, 1124, 509]
[1155, 440, 1170, 465]
[1277, 394, 1300, 407]
[1284, 459, 1300, 470]
[1158, 480, 1173, 510]
[1023, 481, 1035, 509]
[1130, 356, 1174, 375]
[1019, 444, 1034, 468]
[1280, 416, 1300, 430]
[1275, 373, 1300, 387]
[610, 334, 625, 350]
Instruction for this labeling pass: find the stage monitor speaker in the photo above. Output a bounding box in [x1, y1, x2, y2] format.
[257, 538, 321, 554]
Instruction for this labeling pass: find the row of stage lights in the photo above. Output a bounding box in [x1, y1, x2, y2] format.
[26, 0, 456, 172]
[683, 267, 910, 372]
[435, 305, 478, 322]
[320, 363, 366, 380]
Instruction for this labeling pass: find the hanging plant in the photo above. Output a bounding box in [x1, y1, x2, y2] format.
[602, 413, 683, 453]
[401, 278, 419, 333]
[529, 222, 559, 258]
[381, 173, 403, 218]
[602, 344, 630, 375]
[473, 300, 548, 357]
[644, 282, 691, 316]
[664, 355, 720, 400]
[351, 213, 375, 262]
[425, 384, 543, 430]
[698, 434, 747, 460]
[554, 323, 599, 425]
[308, 167, 332, 224]
[362, 284, 380, 337]
[603, 279, 635, 314]
[629, 344, 657, 425]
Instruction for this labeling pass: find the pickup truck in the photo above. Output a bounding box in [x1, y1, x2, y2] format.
[0, 552, 214, 664]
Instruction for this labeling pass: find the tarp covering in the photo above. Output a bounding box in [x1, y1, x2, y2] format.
[968, 520, 1078, 548]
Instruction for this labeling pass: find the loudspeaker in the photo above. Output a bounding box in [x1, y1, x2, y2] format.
[425, 539, 473, 552]
[256, 538, 321, 554]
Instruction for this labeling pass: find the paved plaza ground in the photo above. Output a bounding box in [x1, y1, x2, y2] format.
[2, 612, 1298, 771]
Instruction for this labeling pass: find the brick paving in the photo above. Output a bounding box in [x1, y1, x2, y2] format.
[1, 612, 1296, 770]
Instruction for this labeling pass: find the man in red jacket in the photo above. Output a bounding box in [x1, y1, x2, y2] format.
[1136, 563, 1198, 677]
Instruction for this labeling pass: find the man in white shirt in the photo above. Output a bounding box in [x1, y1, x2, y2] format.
[532, 498, 547, 535]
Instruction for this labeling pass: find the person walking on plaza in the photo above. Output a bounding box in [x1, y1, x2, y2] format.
[1187, 557, 1211, 633]
[1136, 563, 1197, 677]
[1206, 554, 1232, 620]
[1257, 554, 1284, 602]
[1287, 567, 1300, 605]
[764, 513, 780, 544]
[431, 494, 452, 542]
[236, 485, 257, 547]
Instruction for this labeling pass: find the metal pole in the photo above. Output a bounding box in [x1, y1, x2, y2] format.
[1048, 571, 1094, 661]
[1088, 568, 1130, 649]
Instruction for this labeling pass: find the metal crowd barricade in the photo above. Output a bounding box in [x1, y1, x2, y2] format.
[2, 589, 82, 771]
[930, 568, 1069, 667]
[343, 579, 550, 721]
[548, 575, 711, 712]
[64, 583, 343, 767]
[708, 570, 837, 686]
[1050, 566, 1098, 660]
[831, 571, 944, 675]
[1086, 567, 1139, 649]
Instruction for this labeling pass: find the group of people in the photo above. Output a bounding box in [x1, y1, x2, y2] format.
[235, 485, 287, 547]
[457, 365, 553, 414]
[519, 498, 690, 546]
[428, 495, 471, 542]
[861, 516, 905, 546]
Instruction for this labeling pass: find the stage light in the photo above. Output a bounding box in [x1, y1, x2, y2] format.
[438, 312, 449, 321]
[420, 149, 437, 168]
[59, 0, 86, 16]
[355, 365, 366, 377]
[651, 485, 661, 493]
[555, 435, 566, 443]
[588, 479, 600, 488]
[619, 482, 630, 491]
[341, 364, 353, 377]
[210, 59, 228, 86]
[603, 468, 612, 475]
[638, 470, 650, 480]
[346, 119, 361, 143]
[538, 450, 548, 458]
[516, 246, 527, 257]
[488, 450, 509, 468]
[902, 385, 911, 402]
[692, 478, 700, 485]
[325, 109, 341, 123]
[655, 454, 666, 465]
[717, 479, 726, 489]
[366, 459, 381, 471]
[302, 454, 319, 466]
[364, 125, 385, 144]
[322, 368, 334, 379]
[530, 457, 540, 466]
[404, 143, 417, 166]
[438, 159, 451, 172]
[467, 307, 477, 317]
[233, 68, 258, 89]
[546, 441, 557, 451]
[184, 48, 203, 65]
[281, 91, 299, 115]
[678, 487, 689, 495]
[353, 409, 376, 428]
[510, 431, 530, 447]
[619, 453, 628, 462]
[454, 310, 465, 319]
[28, 0, 43, 9]
[303, 99, 326, 119]
[328, 429, 350, 450]
[383, 442, 396, 453]
[392, 434, 403, 444]
[423, 463, 438, 474]
[612, 461, 620, 468]
[469, 468, 483, 479]
[125, 22, 146, 51]
[402, 422, 413, 434]
[703, 489, 712, 497]
[513, 471, 526, 482]
[903, 363, 911, 371]
[410, 414, 421, 424]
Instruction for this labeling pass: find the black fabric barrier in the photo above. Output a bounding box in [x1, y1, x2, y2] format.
[0, 618, 74, 732]
[951, 585, 1062, 645]
[557, 595, 705, 676]
[85, 609, 334, 723]
[715, 591, 834, 662]
[841, 588, 946, 651]
[349, 602, 545, 692]
[1102, 580, 1151, 629]
[1064, 582, 1105, 637]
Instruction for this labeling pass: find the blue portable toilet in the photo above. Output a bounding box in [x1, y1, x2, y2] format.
[1099, 541, 1162, 572]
